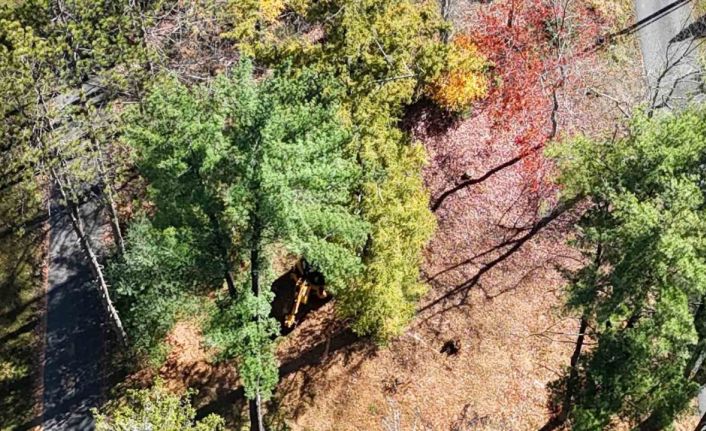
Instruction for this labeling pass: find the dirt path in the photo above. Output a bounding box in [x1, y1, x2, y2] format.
[42, 198, 108, 430]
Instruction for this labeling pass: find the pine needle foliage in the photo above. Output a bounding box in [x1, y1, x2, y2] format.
[125, 61, 368, 399]
[550, 107, 706, 429]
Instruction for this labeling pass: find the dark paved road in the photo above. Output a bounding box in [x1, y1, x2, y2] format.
[43, 199, 108, 430]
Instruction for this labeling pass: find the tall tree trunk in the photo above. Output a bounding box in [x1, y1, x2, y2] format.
[225, 270, 237, 297]
[81, 99, 126, 257]
[248, 217, 265, 431]
[538, 316, 588, 431]
[249, 390, 265, 431]
[439, 0, 451, 43]
[52, 167, 128, 347]
[540, 244, 601, 431]
[32, 66, 126, 346]
[689, 299, 706, 380]
[507, 0, 515, 27]
[205, 212, 236, 298]
[103, 184, 125, 255]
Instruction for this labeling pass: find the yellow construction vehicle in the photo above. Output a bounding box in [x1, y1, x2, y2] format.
[284, 260, 327, 328]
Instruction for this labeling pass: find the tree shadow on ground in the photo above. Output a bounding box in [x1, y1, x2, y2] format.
[194, 327, 370, 422]
[430, 145, 542, 212]
[192, 266, 365, 425]
[271, 330, 375, 426]
[419, 195, 580, 322]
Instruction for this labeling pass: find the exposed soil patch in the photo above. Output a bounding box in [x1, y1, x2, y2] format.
[159, 321, 237, 397]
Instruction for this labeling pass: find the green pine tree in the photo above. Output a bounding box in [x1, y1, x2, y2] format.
[547, 107, 706, 430]
[125, 62, 369, 418]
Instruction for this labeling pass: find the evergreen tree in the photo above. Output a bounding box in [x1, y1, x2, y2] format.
[225, 0, 444, 340]
[1, 0, 164, 347]
[547, 107, 706, 430]
[126, 62, 369, 428]
[0, 14, 131, 345]
[108, 218, 222, 364]
[210, 0, 451, 340]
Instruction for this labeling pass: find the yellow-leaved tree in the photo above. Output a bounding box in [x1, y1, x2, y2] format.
[427, 34, 490, 112]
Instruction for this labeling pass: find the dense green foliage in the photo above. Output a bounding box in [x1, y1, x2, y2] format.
[0, 1, 159, 422]
[93, 382, 224, 431]
[7, 0, 706, 429]
[0, 0, 155, 237]
[226, 0, 443, 340]
[551, 108, 706, 429]
[314, 0, 440, 340]
[0, 16, 57, 220]
[108, 219, 219, 363]
[1, 0, 154, 90]
[125, 61, 369, 399]
[0, 0, 462, 425]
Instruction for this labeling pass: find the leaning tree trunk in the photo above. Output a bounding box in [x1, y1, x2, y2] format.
[90, 136, 125, 256]
[52, 167, 128, 347]
[32, 73, 126, 346]
[539, 315, 588, 431]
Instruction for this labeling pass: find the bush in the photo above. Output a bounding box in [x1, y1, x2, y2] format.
[93, 382, 224, 431]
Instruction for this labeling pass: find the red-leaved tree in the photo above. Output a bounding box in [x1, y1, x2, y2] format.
[469, 0, 606, 187]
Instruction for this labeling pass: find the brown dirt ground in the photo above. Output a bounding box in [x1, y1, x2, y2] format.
[271, 120, 583, 430]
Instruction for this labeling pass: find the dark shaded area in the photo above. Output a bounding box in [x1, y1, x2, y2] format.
[43, 275, 105, 430]
[671, 13, 706, 42]
[0, 318, 38, 345]
[270, 268, 330, 336]
[42, 201, 111, 431]
[195, 328, 363, 422]
[399, 97, 462, 138]
[440, 339, 461, 356]
[0, 222, 46, 430]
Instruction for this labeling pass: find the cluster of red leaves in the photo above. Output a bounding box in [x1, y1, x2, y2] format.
[469, 0, 606, 187]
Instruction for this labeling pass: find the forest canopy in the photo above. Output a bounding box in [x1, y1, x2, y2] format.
[4, 0, 706, 430]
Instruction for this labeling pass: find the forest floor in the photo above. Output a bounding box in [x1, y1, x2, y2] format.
[124, 2, 705, 430]
[0, 223, 46, 431]
[147, 6, 650, 430]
